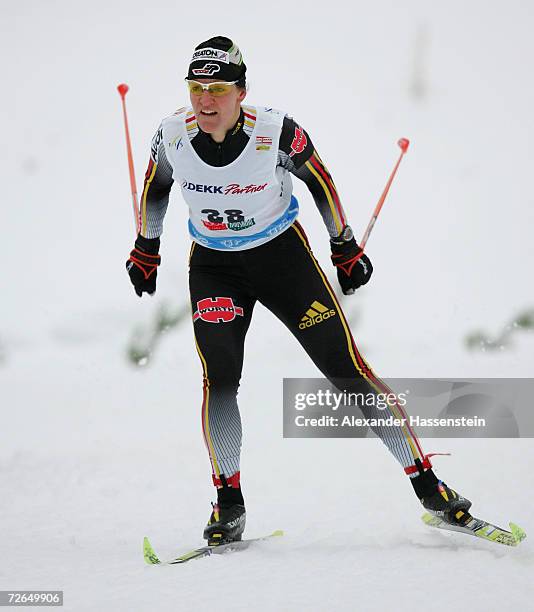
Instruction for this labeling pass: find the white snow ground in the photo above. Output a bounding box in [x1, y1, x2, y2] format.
[2, 1, 534, 610]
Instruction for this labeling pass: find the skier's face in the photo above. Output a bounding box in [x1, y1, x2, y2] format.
[189, 79, 246, 141]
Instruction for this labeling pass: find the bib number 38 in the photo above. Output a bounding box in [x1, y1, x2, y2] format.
[202, 209, 245, 224]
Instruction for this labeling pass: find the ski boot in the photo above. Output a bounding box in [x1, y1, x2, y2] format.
[203, 473, 246, 546]
[203, 502, 246, 546]
[412, 467, 472, 526]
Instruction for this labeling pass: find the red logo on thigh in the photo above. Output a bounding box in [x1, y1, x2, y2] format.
[193, 297, 244, 323]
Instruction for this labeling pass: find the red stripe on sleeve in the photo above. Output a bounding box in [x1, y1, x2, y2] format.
[310, 154, 346, 227]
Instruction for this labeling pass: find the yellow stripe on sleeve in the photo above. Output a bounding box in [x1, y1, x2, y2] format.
[304, 158, 343, 235]
[140, 162, 157, 235]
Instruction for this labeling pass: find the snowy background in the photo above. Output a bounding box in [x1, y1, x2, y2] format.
[2, 1, 534, 610]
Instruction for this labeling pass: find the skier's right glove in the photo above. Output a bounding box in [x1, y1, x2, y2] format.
[330, 226, 373, 295]
[126, 235, 161, 297]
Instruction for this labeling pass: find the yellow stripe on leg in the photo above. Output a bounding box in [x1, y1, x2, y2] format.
[290, 224, 422, 462]
[194, 337, 221, 478]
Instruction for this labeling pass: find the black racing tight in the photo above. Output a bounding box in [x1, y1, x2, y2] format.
[189, 222, 428, 489]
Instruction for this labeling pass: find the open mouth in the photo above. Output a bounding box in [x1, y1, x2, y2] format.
[200, 110, 218, 116]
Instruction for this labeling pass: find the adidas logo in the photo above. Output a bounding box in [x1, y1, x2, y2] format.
[299, 301, 336, 330]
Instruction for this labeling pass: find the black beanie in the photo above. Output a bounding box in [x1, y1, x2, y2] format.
[187, 36, 246, 84]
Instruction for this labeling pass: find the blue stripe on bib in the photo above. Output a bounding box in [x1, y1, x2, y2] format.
[189, 196, 299, 250]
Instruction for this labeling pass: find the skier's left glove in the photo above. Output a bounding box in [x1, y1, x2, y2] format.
[330, 226, 373, 295]
[126, 235, 161, 297]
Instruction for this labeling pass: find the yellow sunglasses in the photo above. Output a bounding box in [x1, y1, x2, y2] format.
[186, 80, 238, 97]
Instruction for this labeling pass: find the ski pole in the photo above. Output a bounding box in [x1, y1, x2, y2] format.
[117, 83, 140, 234]
[360, 138, 410, 249]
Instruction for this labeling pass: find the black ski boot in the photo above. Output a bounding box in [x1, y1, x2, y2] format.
[203, 502, 246, 546]
[203, 476, 246, 546]
[412, 467, 472, 525]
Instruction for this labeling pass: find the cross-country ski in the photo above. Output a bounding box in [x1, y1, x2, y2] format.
[143, 530, 284, 565]
[422, 513, 526, 547]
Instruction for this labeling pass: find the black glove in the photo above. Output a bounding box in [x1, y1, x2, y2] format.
[330, 226, 373, 295]
[126, 235, 161, 297]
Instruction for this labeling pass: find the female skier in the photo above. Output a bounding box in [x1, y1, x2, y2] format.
[126, 36, 471, 545]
